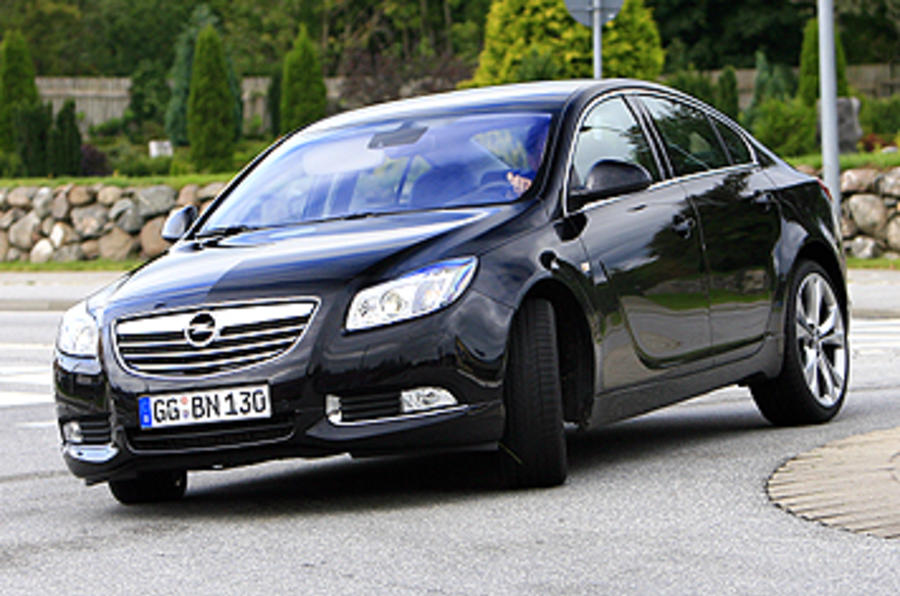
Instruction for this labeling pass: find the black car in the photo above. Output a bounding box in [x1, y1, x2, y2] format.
[54, 80, 848, 504]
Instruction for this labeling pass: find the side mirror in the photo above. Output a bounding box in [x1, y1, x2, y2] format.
[568, 159, 653, 211]
[161, 205, 198, 242]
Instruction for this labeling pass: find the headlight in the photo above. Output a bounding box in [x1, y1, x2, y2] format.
[57, 301, 99, 357]
[346, 257, 477, 331]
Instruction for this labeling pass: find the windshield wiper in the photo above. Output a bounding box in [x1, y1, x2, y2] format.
[194, 225, 258, 240]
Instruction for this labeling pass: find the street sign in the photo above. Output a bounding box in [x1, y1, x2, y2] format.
[564, 0, 623, 27]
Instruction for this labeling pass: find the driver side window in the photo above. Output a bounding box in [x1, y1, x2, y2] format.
[571, 97, 660, 188]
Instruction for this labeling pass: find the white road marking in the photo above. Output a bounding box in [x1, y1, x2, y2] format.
[16, 420, 57, 429]
[0, 392, 53, 407]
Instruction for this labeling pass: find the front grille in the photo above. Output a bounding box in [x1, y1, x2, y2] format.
[114, 300, 317, 377]
[339, 392, 402, 422]
[126, 418, 294, 452]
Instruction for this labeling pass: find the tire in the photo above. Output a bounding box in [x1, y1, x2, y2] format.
[751, 260, 848, 426]
[498, 298, 567, 488]
[109, 470, 187, 505]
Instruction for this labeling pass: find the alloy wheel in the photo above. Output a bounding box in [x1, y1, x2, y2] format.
[795, 272, 847, 407]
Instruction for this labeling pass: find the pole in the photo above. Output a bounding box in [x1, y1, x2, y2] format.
[818, 0, 841, 210]
[593, 0, 602, 79]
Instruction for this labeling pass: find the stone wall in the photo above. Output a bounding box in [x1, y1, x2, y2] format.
[0, 182, 226, 263]
[836, 167, 900, 258]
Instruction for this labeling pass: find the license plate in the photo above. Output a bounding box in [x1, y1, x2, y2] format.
[138, 385, 271, 429]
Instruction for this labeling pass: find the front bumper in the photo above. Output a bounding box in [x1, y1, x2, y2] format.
[55, 289, 512, 484]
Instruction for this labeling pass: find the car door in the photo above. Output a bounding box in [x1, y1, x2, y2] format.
[639, 95, 780, 359]
[568, 95, 711, 391]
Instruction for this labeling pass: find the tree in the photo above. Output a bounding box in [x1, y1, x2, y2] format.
[280, 25, 326, 133]
[0, 30, 39, 152]
[601, 0, 664, 80]
[48, 99, 81, 176]
[165, 5, 220, 146]
[14, 101, 51, 176]
[266, 67, 282, 137]
[797, 18, 849, 106]
[715, 65, 739, 120]
[128, 59, 170, 127]
[187, 24, 235, 172]
[467, 0, 591, 86]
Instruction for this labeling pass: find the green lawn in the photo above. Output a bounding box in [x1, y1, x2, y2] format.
[0, 172, 233, 189]
[787, 151, 900, 171]
[0, 258, 144, 272]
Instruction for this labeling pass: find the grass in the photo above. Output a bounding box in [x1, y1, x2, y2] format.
[787, 151, 900, 171]
[845, 256, 900, 270]
[0, 258, 144, 272]
[0, 172, 234, 190]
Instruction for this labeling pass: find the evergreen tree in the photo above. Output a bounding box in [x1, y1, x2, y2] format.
[129, 59, 170, 127]
[165, 5, 219, 146]
[280, 25, 326, 133]
[602, 0, 665, 80]
[267, 67, 282, 137]
[187, 25, 235, 172]
[797, 18, 849, 106]
[48, 99, 82, 176]
[715, 65, 739, 119]
[0, 30, 39, 152]
[14, 101, 51, 176]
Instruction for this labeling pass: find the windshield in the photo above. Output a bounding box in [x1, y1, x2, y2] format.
[198, 111, 553, 233]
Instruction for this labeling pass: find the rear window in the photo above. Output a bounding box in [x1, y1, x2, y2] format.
[641, 96, 730, 176]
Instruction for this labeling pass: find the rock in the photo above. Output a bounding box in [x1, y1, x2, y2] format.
[80, 240, 100, 260]
[53, 244, 84, 262]
[68, 185, 92, 206]
[89, 182, 105, 196]
[0, 208, 24, 230]
[876, 167, 900, 198]
[0, 231, 7, 260]
[110, 198, 143, 234]
[6, 247, 24, 262]
[197, 181, 226, 201]
[848, 193, 888, 238]
[8, 211, 41, 250]
[32, 187, 53, 218]
[840, 216, 857, 239]
[40, 216, 54, 237]
[50, 192, 70, 220]
[819, 97, 863, 154]
[135, 185, 176, 218]
[795, 164, 818, 176]
[71, 204, 108, 239]
[29, 239, 54, 263]
[7, 187, 37, 208]
[886, 217, 900, 253]
[140, 216, 169, 257]
[50, 222, 77, 248]
[97, 186, 123, 206]
[841, 168, 879, 196]
[99, 227, 136, 260]
[177, 184, 199, 207]
[848, 236, 881, 259]
[884, 251, 900, 260]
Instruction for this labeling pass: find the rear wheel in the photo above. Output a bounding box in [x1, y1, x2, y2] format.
[751, 260, 848, 425]
[498, 298, 567, 488]
[109, 470, 187, 505]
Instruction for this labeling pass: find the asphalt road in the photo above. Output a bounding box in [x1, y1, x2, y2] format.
[2, 310, 900, 594]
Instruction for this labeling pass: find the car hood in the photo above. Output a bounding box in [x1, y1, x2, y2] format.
[99, 205, 525, 317]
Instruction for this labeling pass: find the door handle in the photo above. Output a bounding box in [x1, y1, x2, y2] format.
[752, 191, 775, 210]
[672, 215, 695, 239]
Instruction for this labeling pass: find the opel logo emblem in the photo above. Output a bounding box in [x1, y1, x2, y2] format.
[185, 312, 217, 347]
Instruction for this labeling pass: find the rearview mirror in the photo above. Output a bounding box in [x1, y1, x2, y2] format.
[161, 205, 198, 242]
[568, 159, 653, 211]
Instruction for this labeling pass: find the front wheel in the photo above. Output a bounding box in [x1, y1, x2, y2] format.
[109, 470, 187, 505]
[498, 298, 567, 488]
[751, 260, 848, 425]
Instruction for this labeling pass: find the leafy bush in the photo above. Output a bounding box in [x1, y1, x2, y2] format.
[0, 149, 22, 176]
[187, 25, 236, 172]
[715, 66, 739, 120]
[751, 98, 817, 157]
[80, 144, 110, 176]
[13, 101, 51, 176]
[859, 94, 900, 137]
[667, 69, 716, 106]
[48, 99, 82, 176]
[280, 25, 326, 133]
[0, 30, 39, 152]
[797, 18, 849, 106]
[89, 117, 126, 139]
[514, 48, 564, 82]
[601, 0, 664, 80]
[118, 155, 172, 177]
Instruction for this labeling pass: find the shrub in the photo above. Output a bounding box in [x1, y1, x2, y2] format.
[128, 59, 170, 130]
[667, 69, 716, 106]
[80, 144, 111, 176]
[715, 66, 739, 120]
[89, 117, 126, 139]
[48, 99, 82, 176]
[266, 67, 281, 137]
[280, 25, 326, 133]
[514, 48, 564, 82]
[0, 30, 39, 152]
[601, 0, 665, 80]
[0, 149, 22, 177]
[797, 18, 849, 106]
[859, 94, 900, 137]
[187, 25, 236, 172]
[13, 101, 51, 176]
[751, 98, 817, 157]
[118, 155, 172, 177]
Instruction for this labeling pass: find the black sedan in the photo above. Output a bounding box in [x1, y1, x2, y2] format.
[54, 79, 848, 504]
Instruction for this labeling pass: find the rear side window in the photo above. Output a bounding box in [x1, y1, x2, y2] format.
[641, 96, 730, 176]
[571, 96, 660, 186]
[713, 119, 752, 165]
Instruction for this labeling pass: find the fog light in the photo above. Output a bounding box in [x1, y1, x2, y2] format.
[400, 387, 457, 413]
[62, 420, 83, 444]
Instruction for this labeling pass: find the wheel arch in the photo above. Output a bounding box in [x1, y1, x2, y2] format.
[521, 278, 596, 426]
[793, 240, 848, 321]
